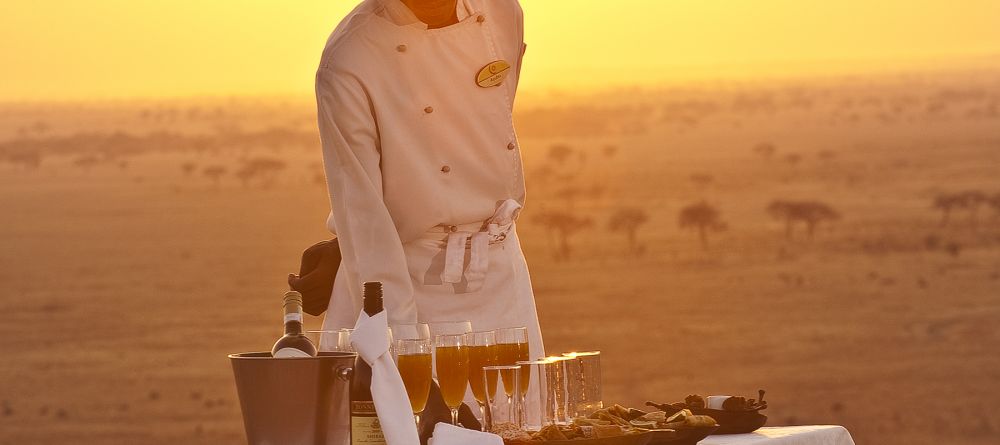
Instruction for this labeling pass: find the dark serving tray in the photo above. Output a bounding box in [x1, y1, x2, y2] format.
[509, 431, 654, 445]
[648, 426, 719, 445]
[688, 409, 766, 435]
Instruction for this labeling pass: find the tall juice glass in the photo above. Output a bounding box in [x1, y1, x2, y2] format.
[433, 333, 469, 425]
[467, 330, 498, 429]
[395, 338, 433, 427]
[495, 327, 529, 421]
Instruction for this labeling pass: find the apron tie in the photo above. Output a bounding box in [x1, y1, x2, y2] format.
[440, 199, 521, 291]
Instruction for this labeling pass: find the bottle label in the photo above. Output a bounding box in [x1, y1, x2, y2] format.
[351, 401, 386, 444]
[273, 347, 312, 358]
[284, 313, 303, 323]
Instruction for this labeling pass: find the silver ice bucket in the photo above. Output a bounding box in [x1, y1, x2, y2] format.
[229, 352, 355, 445]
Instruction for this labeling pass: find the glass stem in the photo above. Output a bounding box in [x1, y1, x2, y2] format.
[450, 407, 460, 426]
[479, 402, 489, 431]
[414, 413, 421, 428]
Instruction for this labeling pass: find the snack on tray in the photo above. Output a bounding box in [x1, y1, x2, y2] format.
[647, 389, 768, 414]
[685, 394, 706, 409]
[593, 424, 625, 438]
[492, 422, 531, 442]
[533, 425, 569, 441]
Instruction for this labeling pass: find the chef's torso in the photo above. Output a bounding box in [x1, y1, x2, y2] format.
[319, 0, 526, 243]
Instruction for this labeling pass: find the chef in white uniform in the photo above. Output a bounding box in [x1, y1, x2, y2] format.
[315, 0, 544, 365]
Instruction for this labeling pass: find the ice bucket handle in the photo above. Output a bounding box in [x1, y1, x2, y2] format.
[336, 365, 353, 382]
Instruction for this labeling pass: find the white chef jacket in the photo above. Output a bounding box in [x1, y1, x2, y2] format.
[315, 0, 530, 327]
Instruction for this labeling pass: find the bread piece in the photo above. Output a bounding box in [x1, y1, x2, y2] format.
[594, 425, 625, 438]
[684, 415, 718, 428]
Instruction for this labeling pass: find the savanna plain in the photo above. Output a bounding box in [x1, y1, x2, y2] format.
[1, 68, 999, 445]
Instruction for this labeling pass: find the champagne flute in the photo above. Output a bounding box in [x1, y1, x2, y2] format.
[467, 330, 498, 428]
[433, 333, 469, 426]
[494, 327, 529, 407]
[395, 338, 433, 427]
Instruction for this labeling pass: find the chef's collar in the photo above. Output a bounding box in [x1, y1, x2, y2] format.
[377, 0, 474, 30]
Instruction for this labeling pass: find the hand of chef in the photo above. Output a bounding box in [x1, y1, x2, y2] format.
[287, 239, 341, 316]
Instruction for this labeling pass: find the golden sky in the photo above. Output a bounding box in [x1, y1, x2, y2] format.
[3, 0, 1000, 101]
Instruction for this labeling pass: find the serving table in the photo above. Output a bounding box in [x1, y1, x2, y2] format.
[699, 425, 855, 445]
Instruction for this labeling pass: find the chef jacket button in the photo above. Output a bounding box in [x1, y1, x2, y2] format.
[447, 225, 458, 233]
[396, 44, 407, 52]
[477, 14, 486, 23]
[424, 106, 434, 114]
[441, 165, 451, 173]
[507, 142, 516, 150]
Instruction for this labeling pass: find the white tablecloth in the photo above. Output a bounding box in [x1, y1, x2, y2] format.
[700, 426, 855, 445]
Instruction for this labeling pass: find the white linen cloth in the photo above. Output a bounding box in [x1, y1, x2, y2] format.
[700, 425, 856, 445]
[351, 310, 420, 445]
[427, 422, 503, 445]
[439, 199, 521, 291]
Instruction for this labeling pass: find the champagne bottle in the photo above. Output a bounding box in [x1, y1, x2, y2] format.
[350, 281, 386, 445]
[270, 291, 317, 358]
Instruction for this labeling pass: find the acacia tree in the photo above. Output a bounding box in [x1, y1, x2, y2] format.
[933, 193, 962, 226]
[988, 192, 1000, 218]
[933, 191, 986, 227]
[202, 165, 227, 187]
[689, 173, 714, 191]
[752, 142, 776, 160]
[607, 207, 649, 256]
[678, 201, 727, 249]
[181, 161, 197, 176]
[960, 190, 987, 228]
[767, 200, 840, 240]
[235, 157, 287, 188]
[532, 210, 593, 261]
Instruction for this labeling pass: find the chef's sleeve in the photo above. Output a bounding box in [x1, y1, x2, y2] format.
[314, 66, 417, 324]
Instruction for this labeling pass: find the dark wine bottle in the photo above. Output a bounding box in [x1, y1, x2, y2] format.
[350, 282, 386, 445]
[270, 291, 317, 358]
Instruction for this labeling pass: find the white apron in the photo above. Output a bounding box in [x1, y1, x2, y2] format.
[315, 0, 543, 359]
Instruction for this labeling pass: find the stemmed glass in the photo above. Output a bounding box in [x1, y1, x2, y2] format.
[395, 338, 433, 428]
[433, 333, 470, 426]
[495, 327, 529, 408]
[306, 329, 353, 352]
[467, 330, 498, 428]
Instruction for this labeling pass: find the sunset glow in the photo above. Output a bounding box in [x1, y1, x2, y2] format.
[3, 0, 1000, 100]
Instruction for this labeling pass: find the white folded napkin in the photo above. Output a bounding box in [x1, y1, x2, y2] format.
[352, 311, 421, 445]
[428, 422, 504, 445]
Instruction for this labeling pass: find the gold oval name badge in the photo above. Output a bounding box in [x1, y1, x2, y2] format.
[476, 60, 510, 88]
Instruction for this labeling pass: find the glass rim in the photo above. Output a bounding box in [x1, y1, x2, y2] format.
[562, 351, 601, 357]
[432, 333, 467, 340]
[396, 337, 431, 344]
[516, 359, 551, 365]
[493, 326, 527, 332]
[483, 364, 521, 370]
[395, 350, 432, 355]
